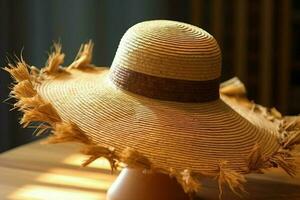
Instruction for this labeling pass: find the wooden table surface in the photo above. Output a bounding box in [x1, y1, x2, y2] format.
[0, 140, 300, 200]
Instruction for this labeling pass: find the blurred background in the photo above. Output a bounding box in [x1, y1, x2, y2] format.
[0, 0, 299, 153]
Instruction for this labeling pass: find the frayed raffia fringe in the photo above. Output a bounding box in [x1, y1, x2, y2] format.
[46, 121, 92, 145]
[169, 168, 202, 199]
[216, 161, 247, 200]
[4, 60, 61, 127]
[268, 151, 297, 177]
[221, 77, 300, 149]
[119, 147, 152, 169]
[220, 77, 246, 97]
[68, 40, 93, 69]
[279, 117, 300, 149]
[42, 42, 65, 74]
[12, 80, 36, 99]
[247, 143, 297, 176]
[80, 145, 117, 170]
[4, 44, 299, 200]
[4, 58, 31, 82]
[247, 143, 267, 174]
[249, 106, 300, 150]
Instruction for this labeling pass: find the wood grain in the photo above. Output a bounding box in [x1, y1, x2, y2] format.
[0, 140, 299, 200]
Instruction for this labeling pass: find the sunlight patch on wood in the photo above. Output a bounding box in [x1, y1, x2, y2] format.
[7, 184, 106, 200]
[36, 170, 113, 190]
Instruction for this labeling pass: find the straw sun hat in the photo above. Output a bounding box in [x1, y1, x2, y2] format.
[5, 20, 300, 198]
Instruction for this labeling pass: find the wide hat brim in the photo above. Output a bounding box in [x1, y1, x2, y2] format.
[38, 66, 281, 171]
[5, 42, 299, 197]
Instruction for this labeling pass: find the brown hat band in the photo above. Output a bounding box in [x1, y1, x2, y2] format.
[110, 66, 220, 102]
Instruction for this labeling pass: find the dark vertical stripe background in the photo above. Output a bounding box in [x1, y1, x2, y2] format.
[0, 0, 299, 152]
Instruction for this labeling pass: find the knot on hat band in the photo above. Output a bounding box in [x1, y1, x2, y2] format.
[110, 66, 220, 102]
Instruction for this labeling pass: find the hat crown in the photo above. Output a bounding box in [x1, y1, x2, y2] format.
[111, 20, 221, 81]
[110, 20, 222, 102]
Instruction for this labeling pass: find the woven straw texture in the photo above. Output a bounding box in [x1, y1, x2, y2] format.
[5, 20, 300, 199]
[36, 20, 281, 174]
[111, 20, 221, 81]
[38, 67, 279, 173]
